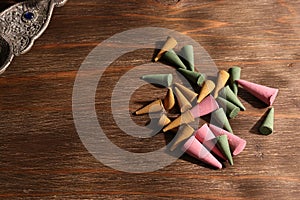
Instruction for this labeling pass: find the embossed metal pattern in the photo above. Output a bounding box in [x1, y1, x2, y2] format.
[0, 0, 68, 74]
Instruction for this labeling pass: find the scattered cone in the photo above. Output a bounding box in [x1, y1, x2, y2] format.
[214, 70, 230, 98]
[158, 114, 172, 127]
[237, 79, 279, 106]
[259, 107, 274, 135]
[141, 74, 173, 87]
[190, 95, 219, 118]
[211, 108, 233, 133]
[163, 87, 175, 111]
[219, 86, 246, 111]
[209, 124, 246, 156]
[214, 135, 233, 165]
[216, 97, 240, 119]
[194, 124, 227, 160]
[163, 111, 195, 132]
[135, 99, 164, 115]
[177, 68, 206, 86]
[197, 80, 215, 103]
[182, 136, 222, 169]
[174, 87, 192, 113]
[228, 66, 241, 95]
[180, 45, 194, 71]
[170, 124, 195, 151]
[161, 50, 187, 69]
[174, 83, 198, 102]
[154, 36, 177, 62]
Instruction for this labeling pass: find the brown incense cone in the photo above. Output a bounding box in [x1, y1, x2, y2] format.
[197, 80, 215, 103]
[158, 114, 171, 127]
[174, 83, 198, 102]
[163, 111, 195, 132]
[214, 70, 230, 98]
[174, 87, 192, 113]
[163, 87, 175, 111]
[154, 36, 177, 62]
[135, 99, 164, 115]
[170, 124, 195, 151]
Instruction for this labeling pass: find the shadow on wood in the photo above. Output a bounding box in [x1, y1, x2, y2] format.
[250, 108, 270, 135]
[238, 87, 266, 109]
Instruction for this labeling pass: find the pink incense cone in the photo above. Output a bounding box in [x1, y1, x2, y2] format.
[182, 136, 222, 169]
[190, 95, 219, 118]
[194, 124, 227, 160]
[236, 79, 279, 106]
[209, 124, 246, 156]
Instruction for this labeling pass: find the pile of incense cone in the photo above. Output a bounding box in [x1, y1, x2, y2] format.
[134, 36, 279, 169]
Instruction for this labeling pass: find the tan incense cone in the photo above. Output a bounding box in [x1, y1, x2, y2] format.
[174, 87, 192, 113]
[154, 36, 177, 62]
[197, 80, 215, 103]
[163, 111, 195, 132]
[135, 99, 164, 115]
[214, 70, 230, 98]
[170, 124, 195, 151]
[158, 114, 172, 127]
[163, 87, 175, 111]
[174, 83, 198, 102]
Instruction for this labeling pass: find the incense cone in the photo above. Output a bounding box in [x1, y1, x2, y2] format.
[190, 95, 219, 118]
[163, 87, 175, 111]
[211, 108, 233, 133]
[170, 124, 195, 151]
[154, 36, 177, 62]
[216, 97, 240, 119]
[214, 70, 230, 98]
[259, 107, 274, 135]
[237, 79, 279, 106]
[214, 135, 233, 165]
[163, 111, 195, 132]
[135, 99, 164, 115]
[194, 124, 227, 160]
[219, 86, 246, 111]
[158, 114, 171, 127]
[141, 74, 173, 87]
[180, 45, 194, 71]
[174, 83, 198, 102]
[209, 124, 246, 156]
[228, 66, 241, 95]
[174, 87, 192, 113]
[177, 68, 206, 86]
[161, 50, 187, 69]
[197, 80, 215, 103]
[182, 136, 222, 169]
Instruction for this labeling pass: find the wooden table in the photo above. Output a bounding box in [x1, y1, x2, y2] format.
[0, 0, 299, 199]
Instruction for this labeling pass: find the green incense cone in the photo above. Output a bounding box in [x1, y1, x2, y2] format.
[228, 67, 241, 95]
[211, 108, 234, 133]
[259, 107, 274, 135]
[177, 68, 206, 86]
[141, 74, 173, 87]
[215, 135, 233, 165]
[216, 97, 240, 119]
[219, 86, 246, 111]
[180, 45, 194, 71]
[161, 50, 187, 69]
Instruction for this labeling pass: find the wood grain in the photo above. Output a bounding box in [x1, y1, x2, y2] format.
[0, 0, 299, 199]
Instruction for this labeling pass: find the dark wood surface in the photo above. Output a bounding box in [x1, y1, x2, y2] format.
[1, 0, 299, 199]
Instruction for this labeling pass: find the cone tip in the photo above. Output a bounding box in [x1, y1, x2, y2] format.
[269, 89, 279, 105]
[162, 126, 169, 132]
[228, 107, 241, 119]
[216, 162, 223, 169]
